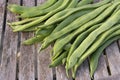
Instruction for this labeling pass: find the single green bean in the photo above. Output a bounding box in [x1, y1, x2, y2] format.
[77, 0, 94, 7]
[7, 4, 31, 14]
[7, 17, 39, 26]
[13, 0, 70, 32]
[67, 0, 79, 8]
[22, 35, 45, 45]
[72, 24, 120, 78]
[41, 4, 110, 50]
[68, 3, 120, 69]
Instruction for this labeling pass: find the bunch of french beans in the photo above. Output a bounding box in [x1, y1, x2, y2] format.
[7, 0, 120, 78]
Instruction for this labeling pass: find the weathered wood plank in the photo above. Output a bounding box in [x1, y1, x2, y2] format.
[37, 0, 53, 80]
[0, 0, 18, 80]
[18, 0, 35, 80]
[97, 74, 120, 80]
[105, 42, 120, 75]
[75, 60, 91, 80]
[56, 65, 72, 80]
[0, 0, 6, 64]
[37, 45, 53, 80]
[94, 54, 108, 80]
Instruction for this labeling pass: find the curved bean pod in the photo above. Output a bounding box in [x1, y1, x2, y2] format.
[77, 0, 94, 7]
[67, 0, 79, 8]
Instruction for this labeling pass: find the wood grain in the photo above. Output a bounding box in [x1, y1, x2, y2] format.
[105, 42, 120, 75]
[18, 0, 35, 80]
[97, 74, 120, 80]
[75, 60, 91, 80]
[56, 65, 73, 80]
[94, 54, 108, 80]
[0, 0, 18, 80]
[37, 45, 53, 80]
[0, 0, 6, 64]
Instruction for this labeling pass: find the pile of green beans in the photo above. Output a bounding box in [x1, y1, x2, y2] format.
[8, 0, 120, 78]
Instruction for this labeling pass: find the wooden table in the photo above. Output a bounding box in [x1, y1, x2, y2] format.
[0, 0, 120, 80]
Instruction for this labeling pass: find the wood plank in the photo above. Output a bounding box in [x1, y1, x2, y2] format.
[56, 65, 72, 80]
[97, 74, 120, 80]
[37, 46, 53, 80]
[105, 42, 120, 75]
[75, 60, 91, 80]
[94, 54, 108, 80]
[37, 0, 53, 80]
[0, 0, 6, 64]
[18, 0, 35, 80]
[0, 0, 19, 80]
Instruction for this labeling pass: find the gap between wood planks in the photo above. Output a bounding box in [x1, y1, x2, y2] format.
[0, 0, 7, 64]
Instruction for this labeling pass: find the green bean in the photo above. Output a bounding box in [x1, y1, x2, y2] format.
[77, 0, 94, 7]
[20, 0, 62, 18]
[41, 4, 110, 50]
[7, 4, 31, 14]
[68, 3, 120, 69]
[7, 17, 39, 26]
[72, 24, 120, 78]
[49, 51, 68, 67]
[43, 0, 111, 26]
[90, 35, 120, 78]
[67, 0, 79, 8]
[62, 58, 66, 65]
[111, 5, 120, 16]
[22, 35, 45, 45]
[53, 3, 114, 57]
[13, 0, 70, 32]
[51, 9, 93, 34]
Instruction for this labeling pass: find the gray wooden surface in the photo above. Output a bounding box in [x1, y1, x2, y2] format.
[0, 0, 120, 80]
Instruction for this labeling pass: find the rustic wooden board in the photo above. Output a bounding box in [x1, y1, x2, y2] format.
[75, 60, 91, 80]
[0, 0, 6, 64]
[18, 0, 35, 80]
[37, 45, 53, 80]
[94, 54, 108, 80]
[105, 42, 120, 75]
[0, 0, 18, 80]
[56, 65, 73, 80]
[97, 74, 120, 80]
